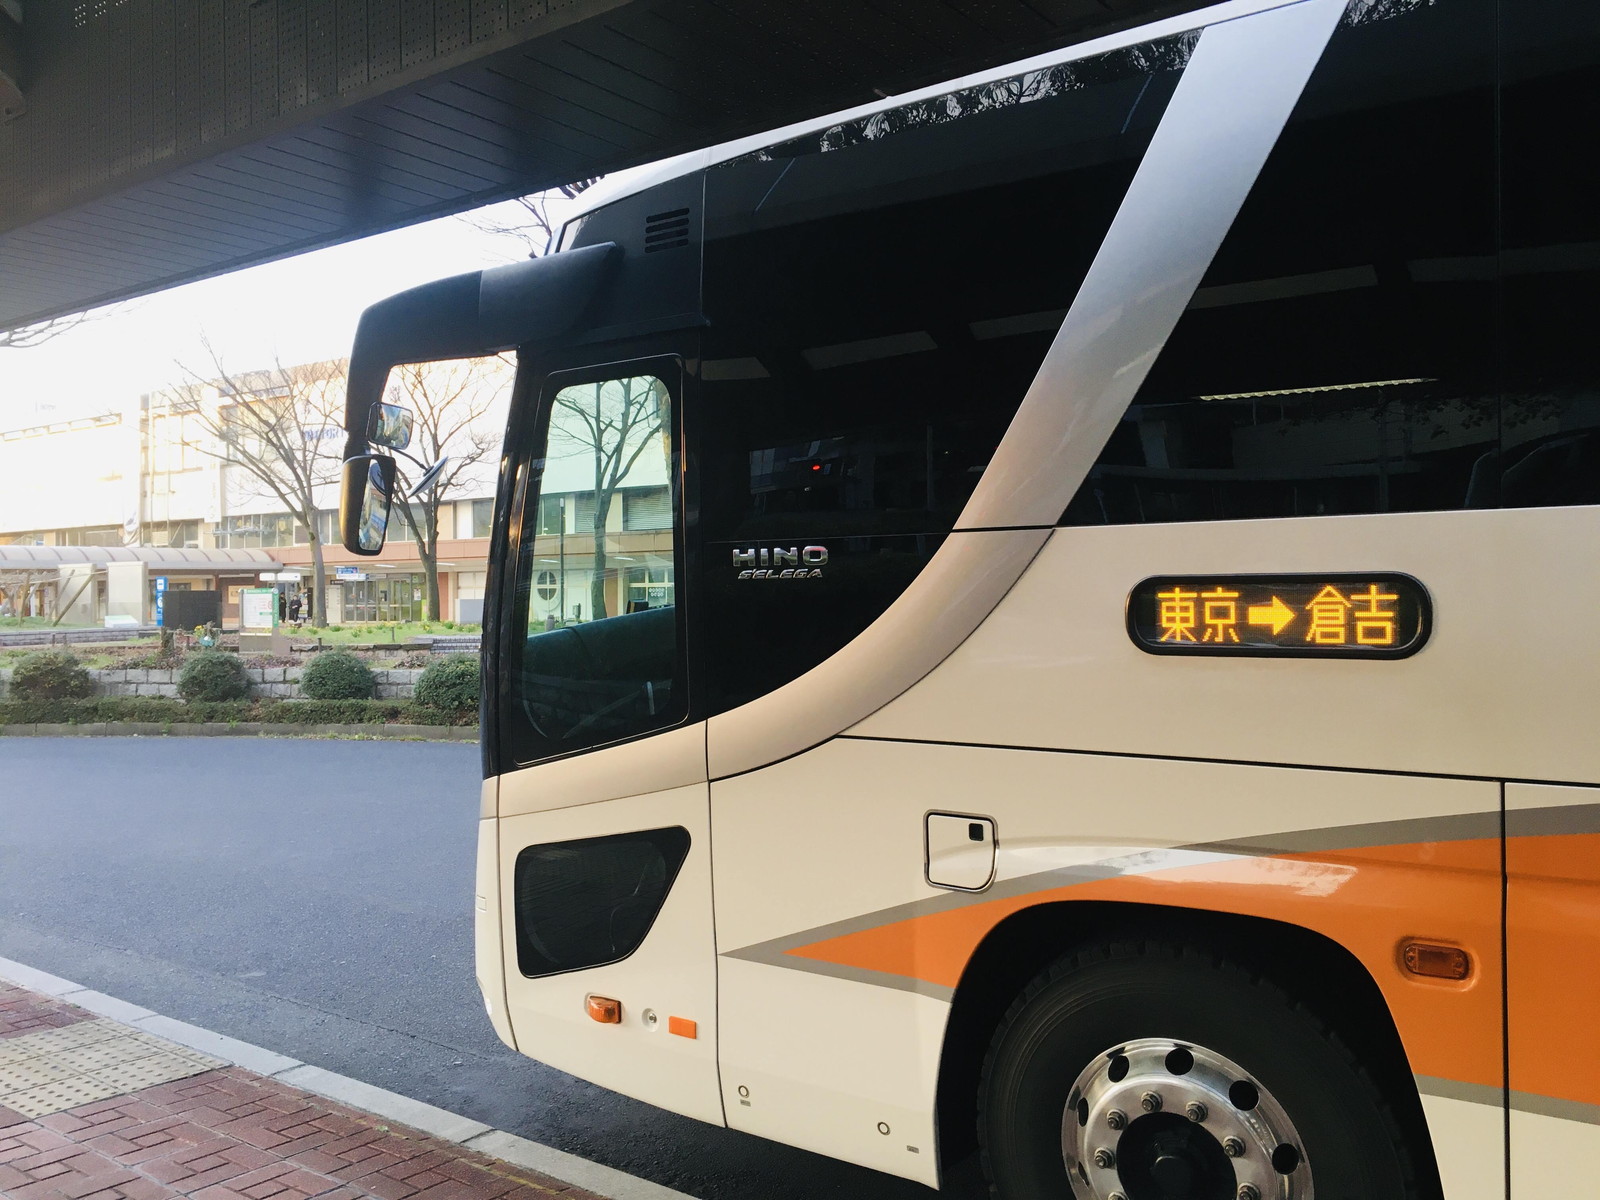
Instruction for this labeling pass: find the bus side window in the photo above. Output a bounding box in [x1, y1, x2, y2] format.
[699, 33, 1195, 715]
[502, 371, 685, 764]
[1061, 0, 1500, 527]
[1499, 3, 1600, 506]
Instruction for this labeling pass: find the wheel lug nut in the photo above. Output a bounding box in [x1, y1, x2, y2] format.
[1092, 1148, 1116, 1169]
[1140, 1091, 1162, 1113]
[1223, 1136, 1246, 1158]
[1185, 1100, 1207, 1123]
[1106, 1108, 1127, 1130]
[1238, 1186, 1260, 1200]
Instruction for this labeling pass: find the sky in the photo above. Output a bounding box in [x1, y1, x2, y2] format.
[0, 191, 593, 428]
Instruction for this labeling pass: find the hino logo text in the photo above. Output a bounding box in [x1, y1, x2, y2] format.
[733, 546, 828, 580]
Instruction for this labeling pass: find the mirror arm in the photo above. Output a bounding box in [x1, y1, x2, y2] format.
[340, 242, 620, 456]
[389, 446, 431, 472]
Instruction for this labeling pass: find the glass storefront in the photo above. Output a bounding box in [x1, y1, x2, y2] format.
[341, 573, 428, 623]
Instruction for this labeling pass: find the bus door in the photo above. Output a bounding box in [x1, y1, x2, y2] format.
[487, 353, 722, 1126]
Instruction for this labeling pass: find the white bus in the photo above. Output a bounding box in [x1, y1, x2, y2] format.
[337, 0, 1599, 1195]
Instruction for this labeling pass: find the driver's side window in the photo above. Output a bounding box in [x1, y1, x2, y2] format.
[505, 369, 683, 763]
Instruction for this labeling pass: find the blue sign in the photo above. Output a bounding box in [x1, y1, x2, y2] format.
[153, 575, 167, 624]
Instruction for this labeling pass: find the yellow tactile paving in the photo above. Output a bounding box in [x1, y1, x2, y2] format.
[0, 1016, 223, 1117]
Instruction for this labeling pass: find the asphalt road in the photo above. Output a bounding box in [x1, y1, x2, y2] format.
[0, 738, 982, 1200]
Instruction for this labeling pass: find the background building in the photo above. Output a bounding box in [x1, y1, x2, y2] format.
[0, 356, 675, 627]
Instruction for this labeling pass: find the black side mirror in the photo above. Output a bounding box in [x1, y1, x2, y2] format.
[367, 402, 413, 451]
[341, 454, 396, 555]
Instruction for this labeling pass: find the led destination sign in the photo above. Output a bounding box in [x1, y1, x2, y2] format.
[1128, 574, 1431, 659]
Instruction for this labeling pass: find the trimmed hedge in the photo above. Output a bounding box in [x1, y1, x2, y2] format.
[300, 650, 375, 700]
[10, 651, 94, 700]
[414, 654, 480, 712]
[0, 697, 478, 728]
[179, 651, 250, 701]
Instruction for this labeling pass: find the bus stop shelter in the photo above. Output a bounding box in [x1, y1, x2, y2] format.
[0, 545, 279, 627]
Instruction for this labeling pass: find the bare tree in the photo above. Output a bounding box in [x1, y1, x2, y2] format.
[0, 312, 94, 350]
[0, 302, 133, 350]
[0, 562, 93, 626]
[549, 376, 668, 621]
[171, 350, 346, 625]
[0, 567, 50, 623]
[456, 180, 600, 258]
[386, 357, 511, 621]
[794, 39, 1199, 158]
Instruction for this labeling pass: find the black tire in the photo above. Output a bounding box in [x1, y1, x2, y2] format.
[977, 941, 1419, 1200]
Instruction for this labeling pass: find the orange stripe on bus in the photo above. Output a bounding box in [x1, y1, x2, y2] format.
[1508, 831, 1600, 1113]
[786, 839, 1506, 1095]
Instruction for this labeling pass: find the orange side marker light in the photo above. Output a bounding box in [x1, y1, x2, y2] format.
[1401, 942, 1471, 981]
[587, 995, 622, 1024]
[668, 1016, 698, 1039]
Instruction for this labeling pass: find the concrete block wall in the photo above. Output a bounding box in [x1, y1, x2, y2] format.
[0, 665, 427, 701]
[245, 666, 303, 699]
[90, 668, 182, 697]
[372, 669, 423, 700]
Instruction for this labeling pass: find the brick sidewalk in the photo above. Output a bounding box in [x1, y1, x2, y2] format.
[0, 982, 605, 1200]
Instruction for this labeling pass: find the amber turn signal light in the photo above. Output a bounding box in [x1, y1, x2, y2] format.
[1401, 941, 1471, 981]
[586, 995, 622, 1024]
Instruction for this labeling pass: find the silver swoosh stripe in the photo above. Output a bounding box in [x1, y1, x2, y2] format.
[1192, 809, 1501, 856]
[721, 847, 1236, 995]
[726, 803, 1514, 982]
[1505, 802, 1600, 839]
[1416, 1077, 1600, 1126]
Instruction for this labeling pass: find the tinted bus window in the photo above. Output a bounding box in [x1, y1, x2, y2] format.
[700, 36, 1194, 713]
[503, 371, 684, 764]
[1499, 1, 1600, 506]
[1062, 0, 1498, 526]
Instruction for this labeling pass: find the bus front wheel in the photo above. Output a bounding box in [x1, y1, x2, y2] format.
[977, 942, 1420, 1200]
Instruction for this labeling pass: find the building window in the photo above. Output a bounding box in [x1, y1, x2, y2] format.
[572, 492, 597, 531]
[623, 486, 672, 531]
[58, 526, 122, 547]
[536, 495, 565, 536]
[535, 570, 557, 601]
[625, 564, 674, 612]
[386, 506, 416, 542]
[472, 498, 494, 538]
[143, 521, 199, 548]
[221, 513, 295, 548]
[148, 410, 204, 473]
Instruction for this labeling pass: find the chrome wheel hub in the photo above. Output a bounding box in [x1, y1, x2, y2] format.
[1061, 1038, 1312, 1200]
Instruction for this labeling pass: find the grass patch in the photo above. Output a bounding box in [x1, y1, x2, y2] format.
[295, 622, 480, 645]
[0, 649, 163, 670]
[0, 617, 100, 631]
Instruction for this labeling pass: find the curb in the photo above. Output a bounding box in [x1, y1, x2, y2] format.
[0, 721, 478, 741]
[0, 955, 696, 1200]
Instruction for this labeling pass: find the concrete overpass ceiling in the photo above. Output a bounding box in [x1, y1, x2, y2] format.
[0, 0, 1207, 332]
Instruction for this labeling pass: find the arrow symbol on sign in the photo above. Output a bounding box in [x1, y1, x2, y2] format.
[1247, 596, 1295, 636]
